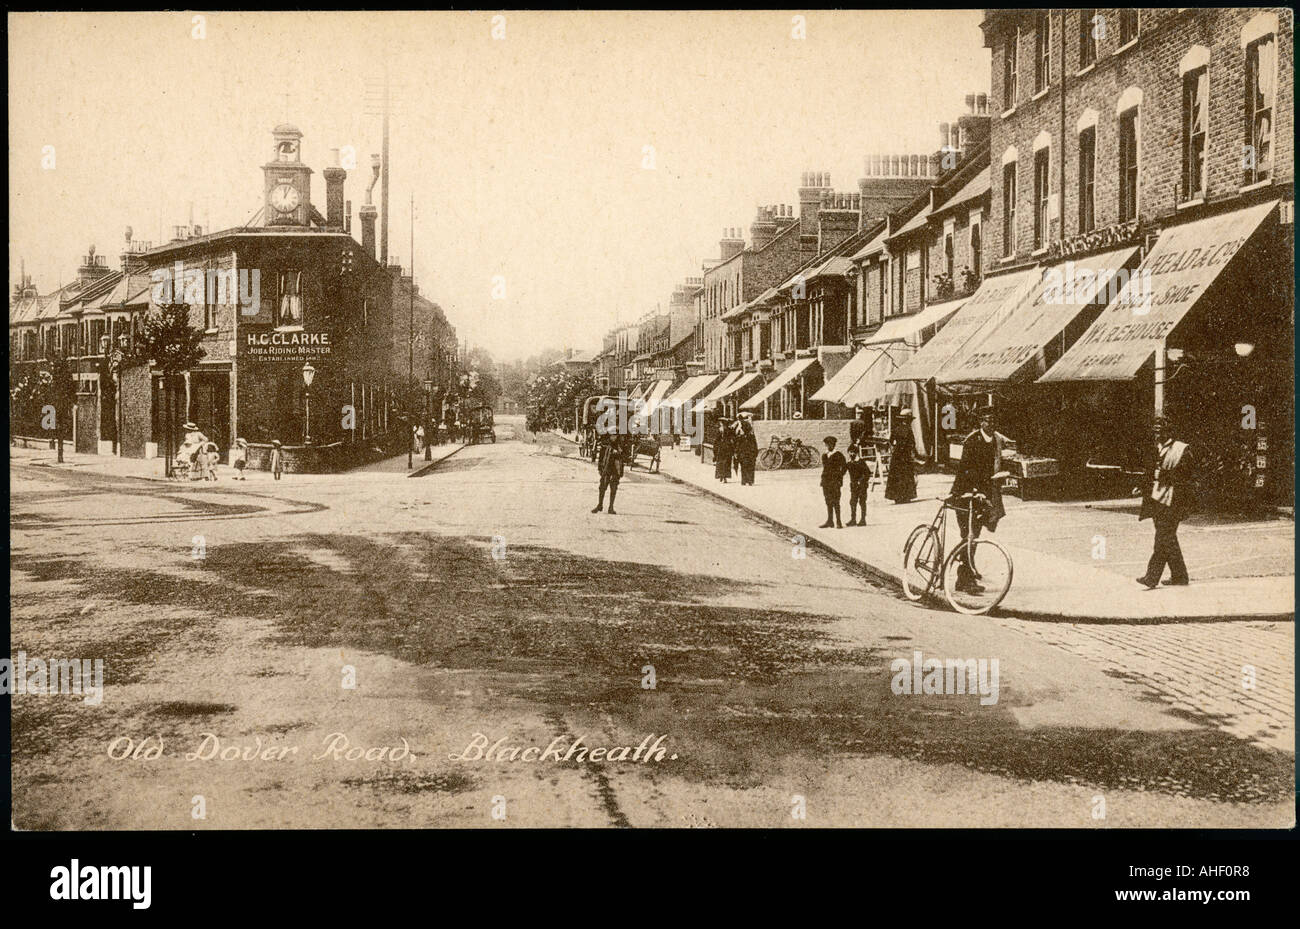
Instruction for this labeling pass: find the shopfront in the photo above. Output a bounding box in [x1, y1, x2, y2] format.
[1040, 199, 1291, 509]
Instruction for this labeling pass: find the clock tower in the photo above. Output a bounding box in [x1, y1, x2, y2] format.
[263, 124, 312, 226]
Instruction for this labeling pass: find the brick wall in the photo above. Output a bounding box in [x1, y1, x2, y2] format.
[987, 9, 1294, 264]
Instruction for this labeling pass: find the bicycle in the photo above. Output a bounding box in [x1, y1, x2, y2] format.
[756, 435, 818, 470]
[901, 480, 1014, 615]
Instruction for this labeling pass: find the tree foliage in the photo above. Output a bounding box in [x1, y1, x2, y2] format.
[525, 369, 596, 432]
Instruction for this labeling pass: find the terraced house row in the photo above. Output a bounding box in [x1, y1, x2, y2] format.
[587, 8, 1292, 509]
[10, 124, 461, 472]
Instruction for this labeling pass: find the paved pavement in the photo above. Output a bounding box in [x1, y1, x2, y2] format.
[645, 440, 1294, 751]
[9, 424, 1293, 828]
[652, 442, 1294, 621]
[8, 440, 465, 483]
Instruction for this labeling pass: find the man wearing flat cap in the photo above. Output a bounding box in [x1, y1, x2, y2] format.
[1136, 416, 1192, 588]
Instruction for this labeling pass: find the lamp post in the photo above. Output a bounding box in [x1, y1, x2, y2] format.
[301, 361, 316, 444]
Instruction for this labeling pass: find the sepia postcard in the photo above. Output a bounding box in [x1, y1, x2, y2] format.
[7, 9, 1294, 879]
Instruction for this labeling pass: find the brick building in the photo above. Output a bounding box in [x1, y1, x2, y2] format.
[11, 124, 462, 472]
[968, 8, 1294, 505]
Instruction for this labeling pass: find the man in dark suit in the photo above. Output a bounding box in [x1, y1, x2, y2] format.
[949, 407, 1006, 592]
[592, 434, 629, 515]
[1137, 416, 1192, 588]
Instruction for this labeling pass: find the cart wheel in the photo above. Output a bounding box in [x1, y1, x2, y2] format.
[757, 448, 782, 471]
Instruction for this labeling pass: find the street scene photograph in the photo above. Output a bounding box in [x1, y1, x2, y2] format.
[7, 7, 1295, 857]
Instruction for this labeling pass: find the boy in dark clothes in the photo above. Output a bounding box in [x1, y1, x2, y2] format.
[819, 436, 847, 528]
[846, 445, 870, 526]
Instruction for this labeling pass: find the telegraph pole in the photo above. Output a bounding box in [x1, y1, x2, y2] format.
[408, 193, 415, 470]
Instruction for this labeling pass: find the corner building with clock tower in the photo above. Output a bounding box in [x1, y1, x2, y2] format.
[120, 124, 452, 471]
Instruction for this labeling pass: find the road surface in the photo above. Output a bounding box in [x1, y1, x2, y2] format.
[9, 421, 1293, 828]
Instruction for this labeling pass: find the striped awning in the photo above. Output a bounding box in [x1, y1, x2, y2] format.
[741, 357, 817, 410]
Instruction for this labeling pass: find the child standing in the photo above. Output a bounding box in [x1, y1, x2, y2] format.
[270, 440, 283, 480]
[232, 438, 249, 480]
[819, 436, 846, 529]
[846, 445, 870, 526]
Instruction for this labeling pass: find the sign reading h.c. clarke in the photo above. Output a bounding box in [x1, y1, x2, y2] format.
[245, 330, 332, 361]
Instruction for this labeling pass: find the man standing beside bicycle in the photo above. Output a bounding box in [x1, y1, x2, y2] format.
[949, 407, 1007, 594]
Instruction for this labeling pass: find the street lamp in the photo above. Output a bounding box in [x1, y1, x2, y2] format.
[301, 361, 316, 445]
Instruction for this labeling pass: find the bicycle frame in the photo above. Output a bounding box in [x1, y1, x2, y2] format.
[914, 495, 981, 594]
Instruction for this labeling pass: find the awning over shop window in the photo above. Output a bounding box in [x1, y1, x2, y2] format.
[1039, 200, 1279, 382]
[812, 343, 915, 407]
[640, 379, 675, 416]
[937, 246, 1141, 386]
[627, 381, 651, 400]
[700, 370, 762, 409]
[661, 374, 719, 410]
[741, 357, 817, 410]
[887, 267, 1043, 383]
[861, 297, 966, 346]
[696, 370, 743, 409]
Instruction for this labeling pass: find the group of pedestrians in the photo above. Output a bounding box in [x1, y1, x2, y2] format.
[816, 407, 920, 528]
[712, 414, 759, 485]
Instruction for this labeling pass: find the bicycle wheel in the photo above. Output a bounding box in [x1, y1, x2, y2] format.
[942, 539, 1013, 615]
[795, 445, 817, 469]
[901, 525, 942, 601]
[757, 448, 782, 471]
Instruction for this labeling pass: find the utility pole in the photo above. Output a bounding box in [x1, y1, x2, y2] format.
[408, 192, 415, 470]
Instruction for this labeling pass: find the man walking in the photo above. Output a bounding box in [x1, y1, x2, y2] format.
[819, 436, 847, 528]
[592, 434, 628, 515]
[1137, 416, 1192, 588]
[949, 407, 1006, 592]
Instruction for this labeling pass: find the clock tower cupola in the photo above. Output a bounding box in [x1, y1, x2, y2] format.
[263, 124, 312, 226]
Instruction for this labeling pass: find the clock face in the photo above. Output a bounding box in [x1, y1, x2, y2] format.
[270, 183, 301, 214]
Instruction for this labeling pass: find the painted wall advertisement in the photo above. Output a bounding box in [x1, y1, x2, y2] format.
[244, 330, 332, 361]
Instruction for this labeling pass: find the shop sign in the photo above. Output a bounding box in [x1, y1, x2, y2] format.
[244, 330, 333, 361]
[1040, 201, 1278, 382]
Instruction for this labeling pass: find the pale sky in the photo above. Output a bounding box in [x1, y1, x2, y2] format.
[9, 10, 989, 361]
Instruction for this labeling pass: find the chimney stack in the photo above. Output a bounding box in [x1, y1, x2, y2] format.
[360, 153, 380, 259]
[798, 170, 831, 251]
[750, 206, 777, 251]
[720, 227, 744, 261]
[324, 148, 347, 230]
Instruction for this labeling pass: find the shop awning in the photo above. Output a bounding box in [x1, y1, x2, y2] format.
[661, 374, 719, 410]
[640, 378, 675, 416]
[936, 246, 1141, 386]
[887, 267, 1043, 383]
[627, 381, 651, 400]
[811, 343, 915, 407]
[861, 297, 966, 346]
[696, 370, 743, 409]
[741, 357, 817, 410]
[1040, 200, 1279, 382]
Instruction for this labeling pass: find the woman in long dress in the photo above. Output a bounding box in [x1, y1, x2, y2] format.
[735, 418, 758, 485]
[884, 409, 917, 503]
[713, 418, 734, 483]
